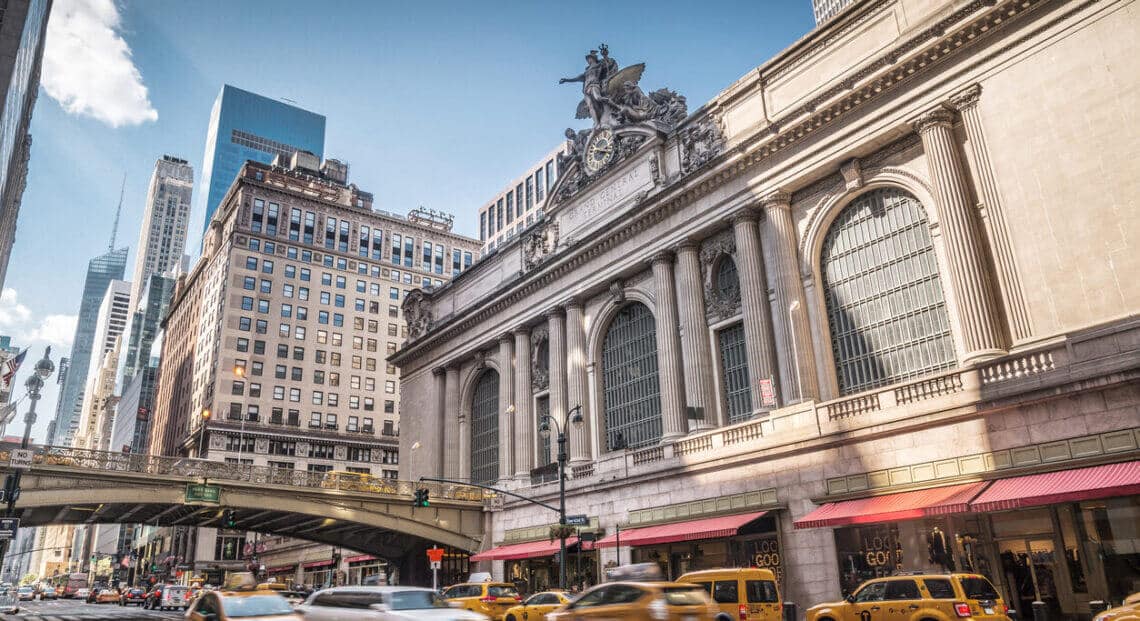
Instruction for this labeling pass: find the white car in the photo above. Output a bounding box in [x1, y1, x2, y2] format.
[74, 588, 91, 600]
[297, 586, 488, 620]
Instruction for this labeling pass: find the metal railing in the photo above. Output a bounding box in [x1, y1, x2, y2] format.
[0, 444, 484, 503]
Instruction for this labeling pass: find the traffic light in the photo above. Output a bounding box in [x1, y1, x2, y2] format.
[413, 488, 430, 507]
[223, 509, 237, 528]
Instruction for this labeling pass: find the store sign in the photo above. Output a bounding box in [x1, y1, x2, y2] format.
[185, 484, 221, 504]
[745, 536, 782, 584]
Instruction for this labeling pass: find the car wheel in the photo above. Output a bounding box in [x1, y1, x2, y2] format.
[507, 616, 517, 621]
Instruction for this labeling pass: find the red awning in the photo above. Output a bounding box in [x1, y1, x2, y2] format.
[794, 482, 986, 529]
[594, 511, 768, 548]
[470, 537, 579, 562]
[303, 559, 335, 569]
[266, 565, 296, 574]
[972, 460, 1140, 512]
[345, 554, 378, 564]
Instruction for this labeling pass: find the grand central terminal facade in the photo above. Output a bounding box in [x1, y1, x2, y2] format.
[393, 0, 1140, 614]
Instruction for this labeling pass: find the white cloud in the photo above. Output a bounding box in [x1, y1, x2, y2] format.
[0, 288, 76, 349]
[41, 0, 158, 127]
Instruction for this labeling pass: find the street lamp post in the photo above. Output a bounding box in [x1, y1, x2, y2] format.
[233, 365, 247, 463]
[538, 404, 584, 591]
[198, 409, 211, 457]
[0, 348, 54, 577]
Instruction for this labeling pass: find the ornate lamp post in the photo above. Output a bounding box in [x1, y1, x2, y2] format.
[0, 348, 54, 577]
[538, 404, 584, 591]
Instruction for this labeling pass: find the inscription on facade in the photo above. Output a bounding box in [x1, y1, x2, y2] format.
[558, 160, 652, 239]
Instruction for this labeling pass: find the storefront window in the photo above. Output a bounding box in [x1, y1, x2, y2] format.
[1080, 497, 1140, 605]
[834, 524, 903, 595]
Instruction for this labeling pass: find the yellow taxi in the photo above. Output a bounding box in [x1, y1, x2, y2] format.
[1095, 592, 1140, 621]
[95, 588, 121, 604]
[442, 581, 523, 620]
[186, 574, 301, 621]
[806, 573, 1008, 621]
[504, 590, 572, 621]
[546, 564, 717, 620]
[678, 568, 782, 621]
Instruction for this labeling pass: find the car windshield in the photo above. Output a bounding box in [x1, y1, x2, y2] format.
[390, 590, 449, 610]
[960, 578, 1000, 601]
[663, 586, 709, 606]
[222, 594, 295, 617]
[488, 585, 520, 598]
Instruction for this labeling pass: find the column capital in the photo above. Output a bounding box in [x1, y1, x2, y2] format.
[498, 332, 514, 344]
[563, 297, 585, 311]
[544, 306, 566, 319]
[909, 106, 956, 134]
[729, 206, 761, 226]
[512, 325, 532, 337]
[948, 84, 982, 112]
[759, 191, 792, 211]
[431, 367, 446, 377]
[650, 249, 675, 265]
[673, 238, 701, 254]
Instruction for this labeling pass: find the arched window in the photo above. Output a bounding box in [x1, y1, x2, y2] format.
[601, 302, 662, 450]
[469, 369, 499, 484]
[821, 188, 956, 394]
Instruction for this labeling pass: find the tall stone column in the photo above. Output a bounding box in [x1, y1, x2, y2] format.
[547, 309, 568, 446]
[732, 210, 779, 410]
[949, 85, 1033, 342]
[760, 192, 819, 403]
[512, 328, 534, 478]
[432, 367, 447, 477]
[651, 252, 688, 439]
[497, 334, 515, 482]
[565, 301, 592, 463]
[444, 366, 461, 479]
[911, 107, 1006, 363]
[673, 242, 716, 428]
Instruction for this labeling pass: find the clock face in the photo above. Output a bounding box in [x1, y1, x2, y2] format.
[583, 128, 616, 175]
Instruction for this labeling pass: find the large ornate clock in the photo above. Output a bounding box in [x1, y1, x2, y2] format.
[583, 128, 616, 176]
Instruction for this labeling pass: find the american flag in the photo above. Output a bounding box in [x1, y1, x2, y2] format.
[2, 348, 26, 389]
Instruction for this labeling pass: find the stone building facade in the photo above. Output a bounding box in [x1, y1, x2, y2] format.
[394, 0, 1140, 615]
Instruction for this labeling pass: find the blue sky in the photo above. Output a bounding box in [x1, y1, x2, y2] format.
[0, 0, 814, 441]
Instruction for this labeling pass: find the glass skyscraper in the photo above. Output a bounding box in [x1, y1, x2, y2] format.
[48, 247, 128, 446]
[197, 85, 325, 239]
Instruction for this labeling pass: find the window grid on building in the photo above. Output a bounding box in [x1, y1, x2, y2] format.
[821, 188, 956, 395]
[536, 395, 551, 466]
[600, 302, 663, 451]
[470, 370, 500, 485]
[718, 322, 752, 423]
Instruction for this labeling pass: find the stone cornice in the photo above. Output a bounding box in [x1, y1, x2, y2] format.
[759, 191, 793, 210]
[392, 0, 1059, 371]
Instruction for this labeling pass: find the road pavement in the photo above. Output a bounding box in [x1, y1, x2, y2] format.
[0, 599, 184, 620]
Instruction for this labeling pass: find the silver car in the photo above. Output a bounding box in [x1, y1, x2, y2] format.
[296, 586, 488, 620]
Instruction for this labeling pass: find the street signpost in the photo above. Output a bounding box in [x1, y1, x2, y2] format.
[0, 518, 18, 540]
[565, 514, 589, 527]
[426, 546, 444, 590]
[185, 483, 221, 504]
[8, 449, 32, 469]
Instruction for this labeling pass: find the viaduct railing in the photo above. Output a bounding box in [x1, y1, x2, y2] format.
[0, 444, 485, 503]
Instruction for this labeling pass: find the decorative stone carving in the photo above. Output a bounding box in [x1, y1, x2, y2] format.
[608, 279, 625, 304]
[254, 438, 269, 454]
[296, 441, 310, 457]
[402, 289, 432, 341]
[700, 230, 741, 321]
[334, 445, 347, 461]
[522, 219, 560, 272]
[839, 159, 863, 190]
[208, 434, 225, 450]
[909, 107, 955, 134]
[648, 153, 662, 186]
[948, 84, 982, 111]
[552, 45, 686, 205]
[472, 350, 488, 371]
[680, 114, 726, 174]
[531, 325, 550, 392]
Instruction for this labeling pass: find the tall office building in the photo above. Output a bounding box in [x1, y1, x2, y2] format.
[198, 85, 325, 239]
[477, 144, 563, 256]
[811, 0, 854, 24]
[48, 246, 127, 446]
[74, 279, 130, 450]
[0, 0, 52, 290]
[129, 156, 193, 314]
[151, 153, 479, 584]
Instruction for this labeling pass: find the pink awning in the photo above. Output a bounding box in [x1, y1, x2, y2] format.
[594, 511, 768, 548]
[345, 554, 378, 564]
[971, 461, 1140, 512]
[303, 559, 335, 569]
[794, 482, 986, 529]
[470, 537, 579, 562]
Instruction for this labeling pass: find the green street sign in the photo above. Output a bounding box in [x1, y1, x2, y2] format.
[185, 483, 221, 504]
